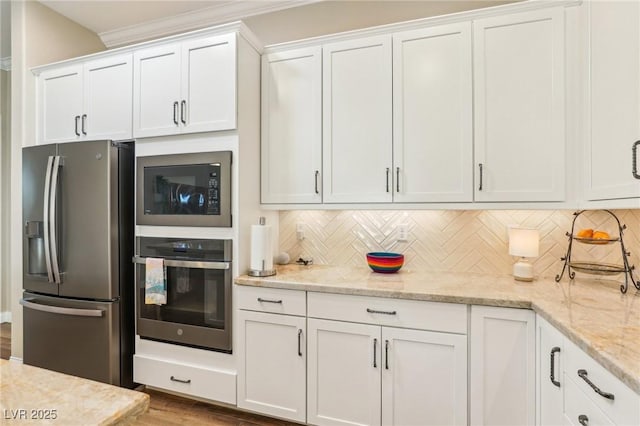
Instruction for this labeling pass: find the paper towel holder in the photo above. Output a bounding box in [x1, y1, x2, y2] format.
[249, 216, 276, 277]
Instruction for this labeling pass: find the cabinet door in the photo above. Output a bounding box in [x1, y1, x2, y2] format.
[537, 315, 565, 426]
[181, 33, 237, 133]
[473, 8, 565, 202]
[308, 318, 381, 426]
[38, 65, 83, 144]
[470, 306, 536, 426]
[133, 43, 181, 138]
[381, 327, 467, 426]
[83, 54, 133, 141]
[237, 310, 306, 423]
[586, 0, 640, 200]
[323, 36, 393, 203]
[261, 47, 322, 204]
[393, 23, 473, 202]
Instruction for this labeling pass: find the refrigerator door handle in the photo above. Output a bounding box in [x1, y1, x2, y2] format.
[49, 156, 62, 284]
[42, 156, 55, 283]
[20, 298, 104, 317]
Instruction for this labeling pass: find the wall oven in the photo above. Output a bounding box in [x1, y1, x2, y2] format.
[134, 237, 232, 352]
[137, 151, 232, 227]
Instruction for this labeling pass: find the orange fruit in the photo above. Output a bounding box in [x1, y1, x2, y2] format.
[592, 230, 610, 240]
[577, 228, 593, 238]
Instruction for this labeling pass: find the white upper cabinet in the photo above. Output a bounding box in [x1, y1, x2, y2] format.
[133, 33, 237, 138]
[585, 0, 640, 201]
[39, 65, 83, 144]
[38, 53, 133, 144]
[83, 55, 133, 141]
[392, 23, 473, 203]
[261, 47, 322, 204]
[323, 36, 393, 203]
[473, 8, 566, 202]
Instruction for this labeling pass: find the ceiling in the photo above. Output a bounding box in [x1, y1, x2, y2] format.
[1, 0, 518, 59]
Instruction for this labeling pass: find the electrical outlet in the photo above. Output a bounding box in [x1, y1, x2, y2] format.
[296, 223, 305, 241]
[397, 224, 409, 242]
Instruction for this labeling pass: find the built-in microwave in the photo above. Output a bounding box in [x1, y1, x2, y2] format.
[136, 151, 231, 227]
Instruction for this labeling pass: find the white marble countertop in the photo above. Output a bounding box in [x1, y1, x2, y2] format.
[0, 360, 149, 425]
[236, 264, 640, 394]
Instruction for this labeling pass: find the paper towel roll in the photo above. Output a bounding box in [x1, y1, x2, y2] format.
[250, 223, 274, 272]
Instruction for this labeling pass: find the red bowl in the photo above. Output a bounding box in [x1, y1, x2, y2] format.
[366, 252, 404, 273]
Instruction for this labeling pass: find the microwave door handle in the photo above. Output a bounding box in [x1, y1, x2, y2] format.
[42, 156, 55, 283]
[49, 156, 62, 284]
[132, 256, 230, 270]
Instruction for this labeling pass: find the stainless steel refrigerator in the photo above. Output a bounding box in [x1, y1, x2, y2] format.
[21, 140, 134, 388]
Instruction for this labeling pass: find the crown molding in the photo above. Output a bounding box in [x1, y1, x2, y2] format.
[99, 0, 320, 48]
[0, 57, 10, 71]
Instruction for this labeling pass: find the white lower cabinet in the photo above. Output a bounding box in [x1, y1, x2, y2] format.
[133, 354, 236, 404]
[537, 314, 640, 426]
[307, 293, 468, 426]
[537, 315, 565, 426]
[307, 318, 381, 426]
[237, 310, 306, 422]
[470, 305, 536, 426]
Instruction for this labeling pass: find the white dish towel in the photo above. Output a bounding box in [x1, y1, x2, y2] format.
[145, 257, 166, 305]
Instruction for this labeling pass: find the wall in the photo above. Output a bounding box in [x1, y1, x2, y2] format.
[279, 209, 640, 280]
[9, 0, 105, 359]
[245, 0, 514, 45]
[1, 69, 10, 321]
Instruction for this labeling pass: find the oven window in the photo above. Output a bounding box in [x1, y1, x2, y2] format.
[143, 163, 221, 216]
[138, 266, 225, 329]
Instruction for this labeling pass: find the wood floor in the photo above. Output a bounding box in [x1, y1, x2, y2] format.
[1, 323, 295, 425]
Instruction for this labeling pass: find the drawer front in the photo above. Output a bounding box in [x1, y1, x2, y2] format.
[237, 285, 306, 316]
[307, 292, 467, 334]
[564, 374, 614, 426]
[564, 339, 640, 426]
[133, 355, 236, 404]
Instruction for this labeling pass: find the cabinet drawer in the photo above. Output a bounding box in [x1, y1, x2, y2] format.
[564, 339, 640, 425]
[564, 374, 614, 426]
[307, 292, 467, 334]
[133, 355, 236, 404]
[236, 286, 306, 316]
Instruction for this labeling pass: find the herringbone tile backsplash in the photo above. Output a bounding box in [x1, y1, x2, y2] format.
[279, 210, 640, 278]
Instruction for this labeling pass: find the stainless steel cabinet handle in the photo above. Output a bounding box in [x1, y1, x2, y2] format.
[366, 308, 397, 315]
[373, 338, 378, 368]
[478, 163, 483, 191]
[180, 100, 187, 125]
[170, 376, 191, 384]
[43, 156, 54, 283]
[396, 167, 400, 193]
[49, 156, 62, 284]
[20, 298, 103, 317]
[257, 297, 283, 304]
[385, 339, 389, 370]
[173, 102, 179, 125]
[314, 170, 320, 194]
[633, 140, 640, 179]
[578, 414, 588, 426]
[577, 369, 615, 400]
[132, 256, 230, 270]
[74, 116, 80, 136]
[81, 114, 87, 135]
[298, 329, 303, 357]
[550, 347, 561, 387]
[386, 168, 390, 192]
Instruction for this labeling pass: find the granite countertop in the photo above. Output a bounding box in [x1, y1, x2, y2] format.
[0, 360, 149, 425]
[236, 264, 640, 394]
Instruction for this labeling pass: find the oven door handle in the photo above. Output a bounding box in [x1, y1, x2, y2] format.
[132, 256, 230, 270]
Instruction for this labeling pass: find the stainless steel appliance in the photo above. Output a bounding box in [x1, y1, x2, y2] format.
[137, 151, 232, 227]
[21, 140, 135, 387]
[133, 237, 232, 352]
